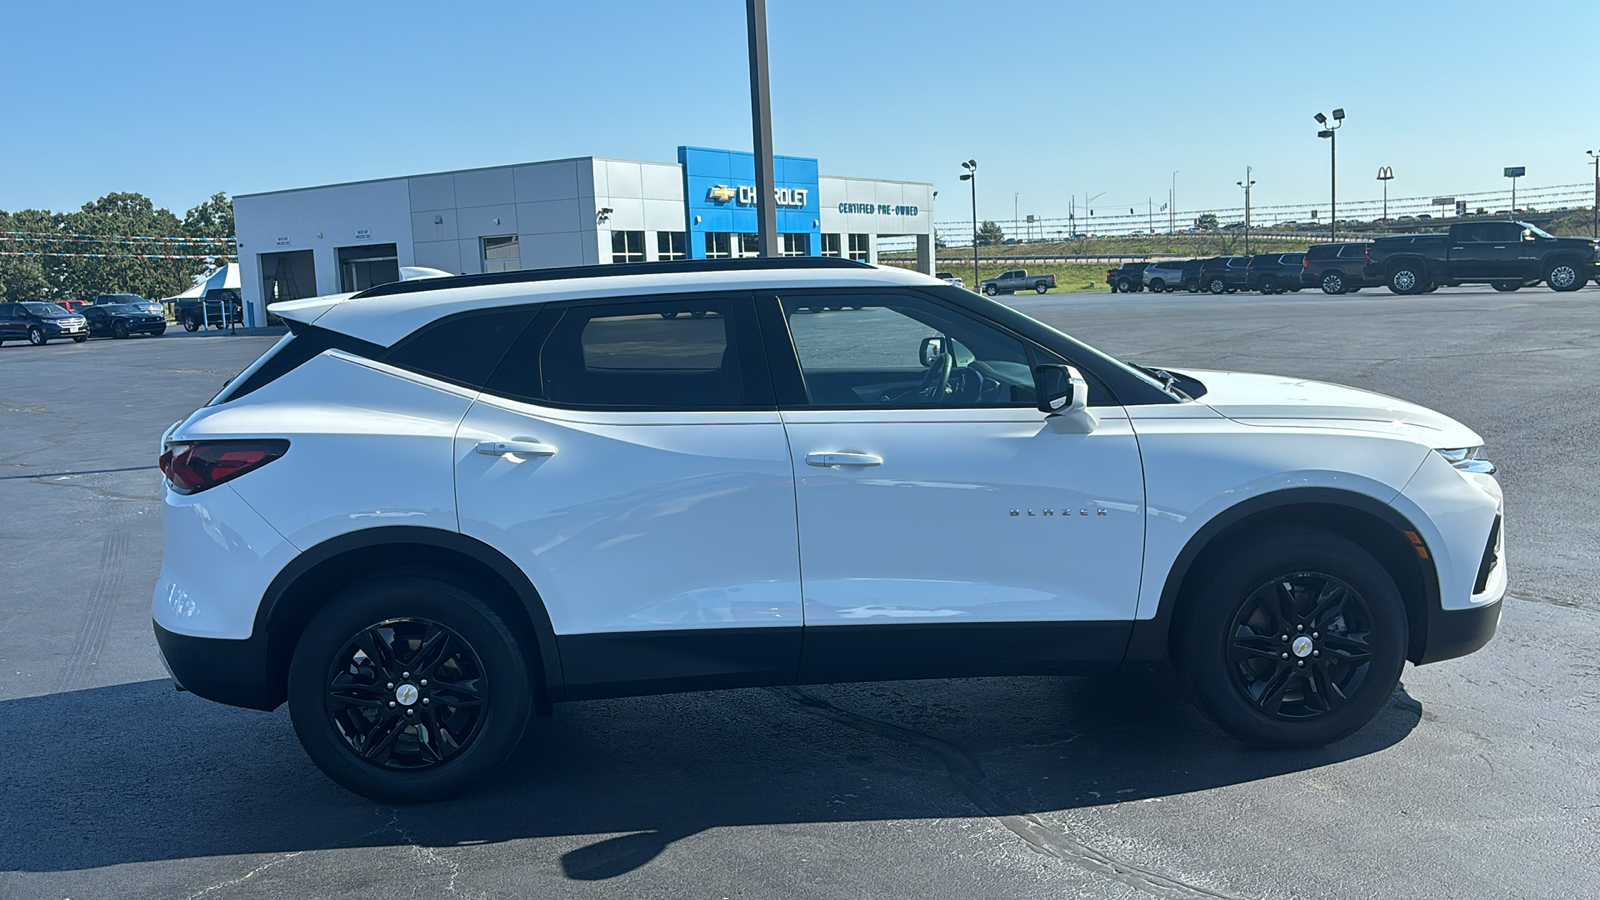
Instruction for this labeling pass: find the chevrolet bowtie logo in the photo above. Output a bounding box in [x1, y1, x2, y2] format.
[707, 184, 737, 203]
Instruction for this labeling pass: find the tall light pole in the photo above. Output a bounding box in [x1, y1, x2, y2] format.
[1315, 108, 1344, 243]
[1085, 191, 1105, 237]
[1237, 166, 1256, 255]
[1376, 166, 1394, 225]
[1588, 152, 1599, 237]
[745, 0, 777, 256]
[1014, 192, 1019, 242]
[960, 159, 978, 289]
[1170, 171, 1178, 234]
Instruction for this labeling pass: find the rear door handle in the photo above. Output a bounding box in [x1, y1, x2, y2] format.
[476, 439, 557, 458]
[805, 451, 882, 467]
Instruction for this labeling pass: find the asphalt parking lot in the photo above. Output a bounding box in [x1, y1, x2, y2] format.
[2, 287, 1597, 899]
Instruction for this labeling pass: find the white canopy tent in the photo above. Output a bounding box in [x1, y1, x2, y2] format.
[160, 263, 246, 329]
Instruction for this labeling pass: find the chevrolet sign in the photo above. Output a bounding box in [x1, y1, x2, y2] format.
[706, 184, 808, 208]
[707, 184, 737, 203]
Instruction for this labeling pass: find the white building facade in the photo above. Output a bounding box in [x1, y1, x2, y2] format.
[233, 147, 935, 327]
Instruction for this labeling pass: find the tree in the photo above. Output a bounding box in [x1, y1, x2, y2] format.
[1195, 213, 1220, 231]
[976, 220, 1005, 245]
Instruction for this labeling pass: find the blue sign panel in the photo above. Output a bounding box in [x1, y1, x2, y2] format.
[679, 146, 820, 258]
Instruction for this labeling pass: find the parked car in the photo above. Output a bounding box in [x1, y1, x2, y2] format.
[1365, 221, 1598, 294]
[154, 256, 1504, 802]
[1140, 260, 1187, 293]
[1105, 262, 1149, 293]
[1245, 253, 1306, 294]
[82, 302, 167, 339]
[0, 301, 88, 345]
[93, 293, 166, 318]
[980, 269, 1056, 295]
[1300, 243, 1372, 294]
[935, 272, 966, 288]
[54, 299, 89, 314]
[1197, 256, 1250, 293]
[176, 288, 244, 331]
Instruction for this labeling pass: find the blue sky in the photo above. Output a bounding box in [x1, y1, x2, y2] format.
[4, 0, 1596, 226]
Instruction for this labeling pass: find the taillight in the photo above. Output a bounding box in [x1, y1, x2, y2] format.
[1302, 257, 1309, 269]
[159, 440, 289, 494]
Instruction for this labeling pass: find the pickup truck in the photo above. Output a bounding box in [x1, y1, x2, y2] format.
[175, 288, 244, 331]
[1365, 220, 1598, 294]
[980, 269, 1055, 295]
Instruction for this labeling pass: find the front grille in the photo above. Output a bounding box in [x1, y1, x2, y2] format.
[1473, 515, 1502, 595]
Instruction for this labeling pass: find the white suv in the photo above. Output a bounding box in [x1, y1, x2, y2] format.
[153, 258, 1505, 801]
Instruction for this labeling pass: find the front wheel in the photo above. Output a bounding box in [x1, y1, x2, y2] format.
[1180, 529, 1408, 747]
[112, 321, 129, 339]
[1149, 279, 1166, 293]
[73, 336, 88, 343]
[984, 284, 999, 296]
[1546, 261, 1586, 292]
[287, 576, 532, 803]
[27, 326, 46, 346]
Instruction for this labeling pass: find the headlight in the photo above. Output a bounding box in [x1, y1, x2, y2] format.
[1437, 446, 1495, 474]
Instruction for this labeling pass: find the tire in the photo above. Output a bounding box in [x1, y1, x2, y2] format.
[1320, 272, 1345, 294]
[1492, 281, 1521, 292]
[27, 326, 46, 346]
[154, 326, 166, 336]
[1035, 283, 1049, 294]
[182, 315, 200, 332]
[659, 311, 679, 319]
[1420, 283, 1439, 293]
[73, 336, 87, 343]
[984, 284, 999, 296]
[1545, 260, 1585, 292]
[1117, 277, 1134, 293]
[1347, 287, 1361, 293]
[1185, 278, 1200, 293]
[287, 575, 532, 803]
[1387, 262, 1425, 295]
[1178, 528, 1408, 747]
[1149, 279, 1166, 293]
[1259, 276, 1278, 294]
[1208, 278, 1226, 294]
[112, 321, 129, 339]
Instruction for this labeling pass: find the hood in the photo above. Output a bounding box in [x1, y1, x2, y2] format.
[1177, 368, 1482, 448]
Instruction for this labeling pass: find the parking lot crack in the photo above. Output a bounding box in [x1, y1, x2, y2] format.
[179, 851, 306, 900]
[774, 688, 1243, 900]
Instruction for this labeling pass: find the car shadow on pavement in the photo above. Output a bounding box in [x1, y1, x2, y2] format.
[0, 672, 1421, 879]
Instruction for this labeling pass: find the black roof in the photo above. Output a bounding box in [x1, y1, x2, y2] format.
[352, 256, 875, 300]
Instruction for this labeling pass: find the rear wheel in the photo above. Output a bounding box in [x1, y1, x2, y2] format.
[1209, 277, 1226, 294]
[1545, 261, 1585, 292]
[182, 315, 201, 332]
[1259, 276, 1278, 294]
[1180, 529, 1408, 747]
[287, 575, 531, 803]
[1387, 263, 1425, 295]
[1185, 278, 1200, 292]
[1117, 277, 1134, 293]
[1035, 283, 1049, 294]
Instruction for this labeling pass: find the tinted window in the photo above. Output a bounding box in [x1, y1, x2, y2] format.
[1306, 245, 1336, 259]
[1281, 254, 1304, 266]
[779, 294, 1035, 408]
[1337, 244, 1365, 259]
[384, 307, 536, 389]
[1484, 223, 1523, 242]
[1452, 223, 1488, 242]
[488, 297, 760, 410]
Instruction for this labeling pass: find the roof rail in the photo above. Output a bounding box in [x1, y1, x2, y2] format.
[351, 256, 876, 299]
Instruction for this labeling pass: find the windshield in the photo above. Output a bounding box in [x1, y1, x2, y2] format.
[22, 302, 67, 315]
[100, 294, 147, 304]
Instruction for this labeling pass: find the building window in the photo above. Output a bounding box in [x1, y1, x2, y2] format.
[481, 235, 520, 273]
[848, 233, 870, 262]
[737, 233, 760, 258]
[657, 231, 687, 261]
[821, 233, 841, 257]
[780, 233, 810, 257]
[704, 232, 731, 259]
[611, 231, 645, 263]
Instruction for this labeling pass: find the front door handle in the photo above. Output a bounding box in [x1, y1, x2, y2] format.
[476, 439, 557, 458]
[805, 451, 882, 467]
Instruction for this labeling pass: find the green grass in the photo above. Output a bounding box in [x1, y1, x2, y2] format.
[880, 259, 1115, 293]
[885, 232, 1320, 261]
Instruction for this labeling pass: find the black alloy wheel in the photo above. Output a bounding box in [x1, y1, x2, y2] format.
[112, 320, 129, 339]
[1209, 277, 1226, 294]
[27, 326, 46, 346]
[288, 576, 530, 802]
[1181, 529, 1406, 747]
[1259, 276, 1278, 294]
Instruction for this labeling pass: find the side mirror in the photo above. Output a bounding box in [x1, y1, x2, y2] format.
[1034, 364, 1097, 433]
[919, 336, 945, 367]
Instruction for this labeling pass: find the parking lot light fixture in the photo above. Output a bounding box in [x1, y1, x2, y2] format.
[1237, 167, 1256, 255]
[1315, 109, 1344, 242]
[960, 160, 977, 289]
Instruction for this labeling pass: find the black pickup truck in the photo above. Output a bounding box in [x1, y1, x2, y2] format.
[175, 288, 244, 331]
[1365, 220, 1598, 294]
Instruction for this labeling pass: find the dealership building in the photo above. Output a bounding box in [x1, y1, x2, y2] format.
[232, 146, 935, 326]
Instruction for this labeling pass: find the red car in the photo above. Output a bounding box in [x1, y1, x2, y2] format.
[54, 299, 88, 314]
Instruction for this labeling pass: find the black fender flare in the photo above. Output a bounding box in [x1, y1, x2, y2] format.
[1121, 487, 1441, 668]
[253, 526, 567, 704]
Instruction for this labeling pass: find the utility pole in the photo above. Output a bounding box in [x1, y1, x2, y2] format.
[960, 160, 978, 288]
[1589, 152, 1600, 238]
[1014, 192, 1019, 241]
[1237, 166, 1256, 255]
[1171, 171, 1178, 234]
[1148, 198, 1153, 233]
[745, 0, 777, 256]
